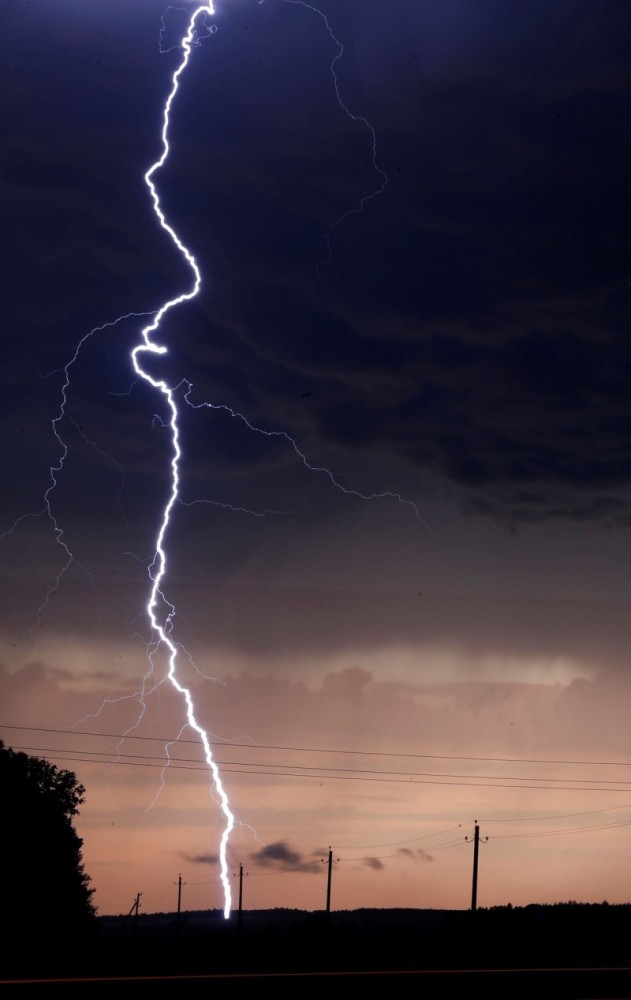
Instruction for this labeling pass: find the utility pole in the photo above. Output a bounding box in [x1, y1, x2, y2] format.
[117, 892, 142, 939]
[175, 874, 185, 938]
[234, 864, 247, 933]
[132, 892, 142, 938]
[466, 821, 488, 911]
[324, 847, 338, 913]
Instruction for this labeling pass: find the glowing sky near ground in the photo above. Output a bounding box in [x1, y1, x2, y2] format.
[3, 0, 631, 916]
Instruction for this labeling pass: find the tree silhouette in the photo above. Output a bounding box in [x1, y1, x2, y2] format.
[0, 740, 96, 950]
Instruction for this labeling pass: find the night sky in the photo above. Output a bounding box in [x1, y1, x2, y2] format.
[3, 0, 631, 917]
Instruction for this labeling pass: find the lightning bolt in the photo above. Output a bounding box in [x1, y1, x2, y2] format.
[128, 1, 237, 920]
[282, 0, 389, 276]
[6, 0, 427, 923]
[129, 0, 425, 922]
[0, 310, 153, 633]
[182, 383, 429, 528]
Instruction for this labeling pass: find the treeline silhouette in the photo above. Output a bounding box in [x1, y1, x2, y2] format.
[5, 898, 631, 981]
[83, 901, 631, 980]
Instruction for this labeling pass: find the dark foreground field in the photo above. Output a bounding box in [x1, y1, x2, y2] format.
[3, 904, 631, 998]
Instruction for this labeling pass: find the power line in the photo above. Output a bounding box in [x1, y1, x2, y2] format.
[7, 726, 631, 852]
[10, 741, 631, 790]
[9, 744, 631, 794]
[485, 802, 631, 824]
[339, 823, 465, 850]
[2, 722, 630, 771]
[492, 817, 631, 840]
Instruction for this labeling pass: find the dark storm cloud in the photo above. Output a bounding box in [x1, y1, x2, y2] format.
[175, 584, 631, 671]
[397, 848, 433, 864]
[4, 573, 631, 674]
[181, 851, 219, 865]
[249, 840, 321, 873]
[165, 0, 631, 526]
[3, 0, 631, 554]
[362, 857, 384, 871]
